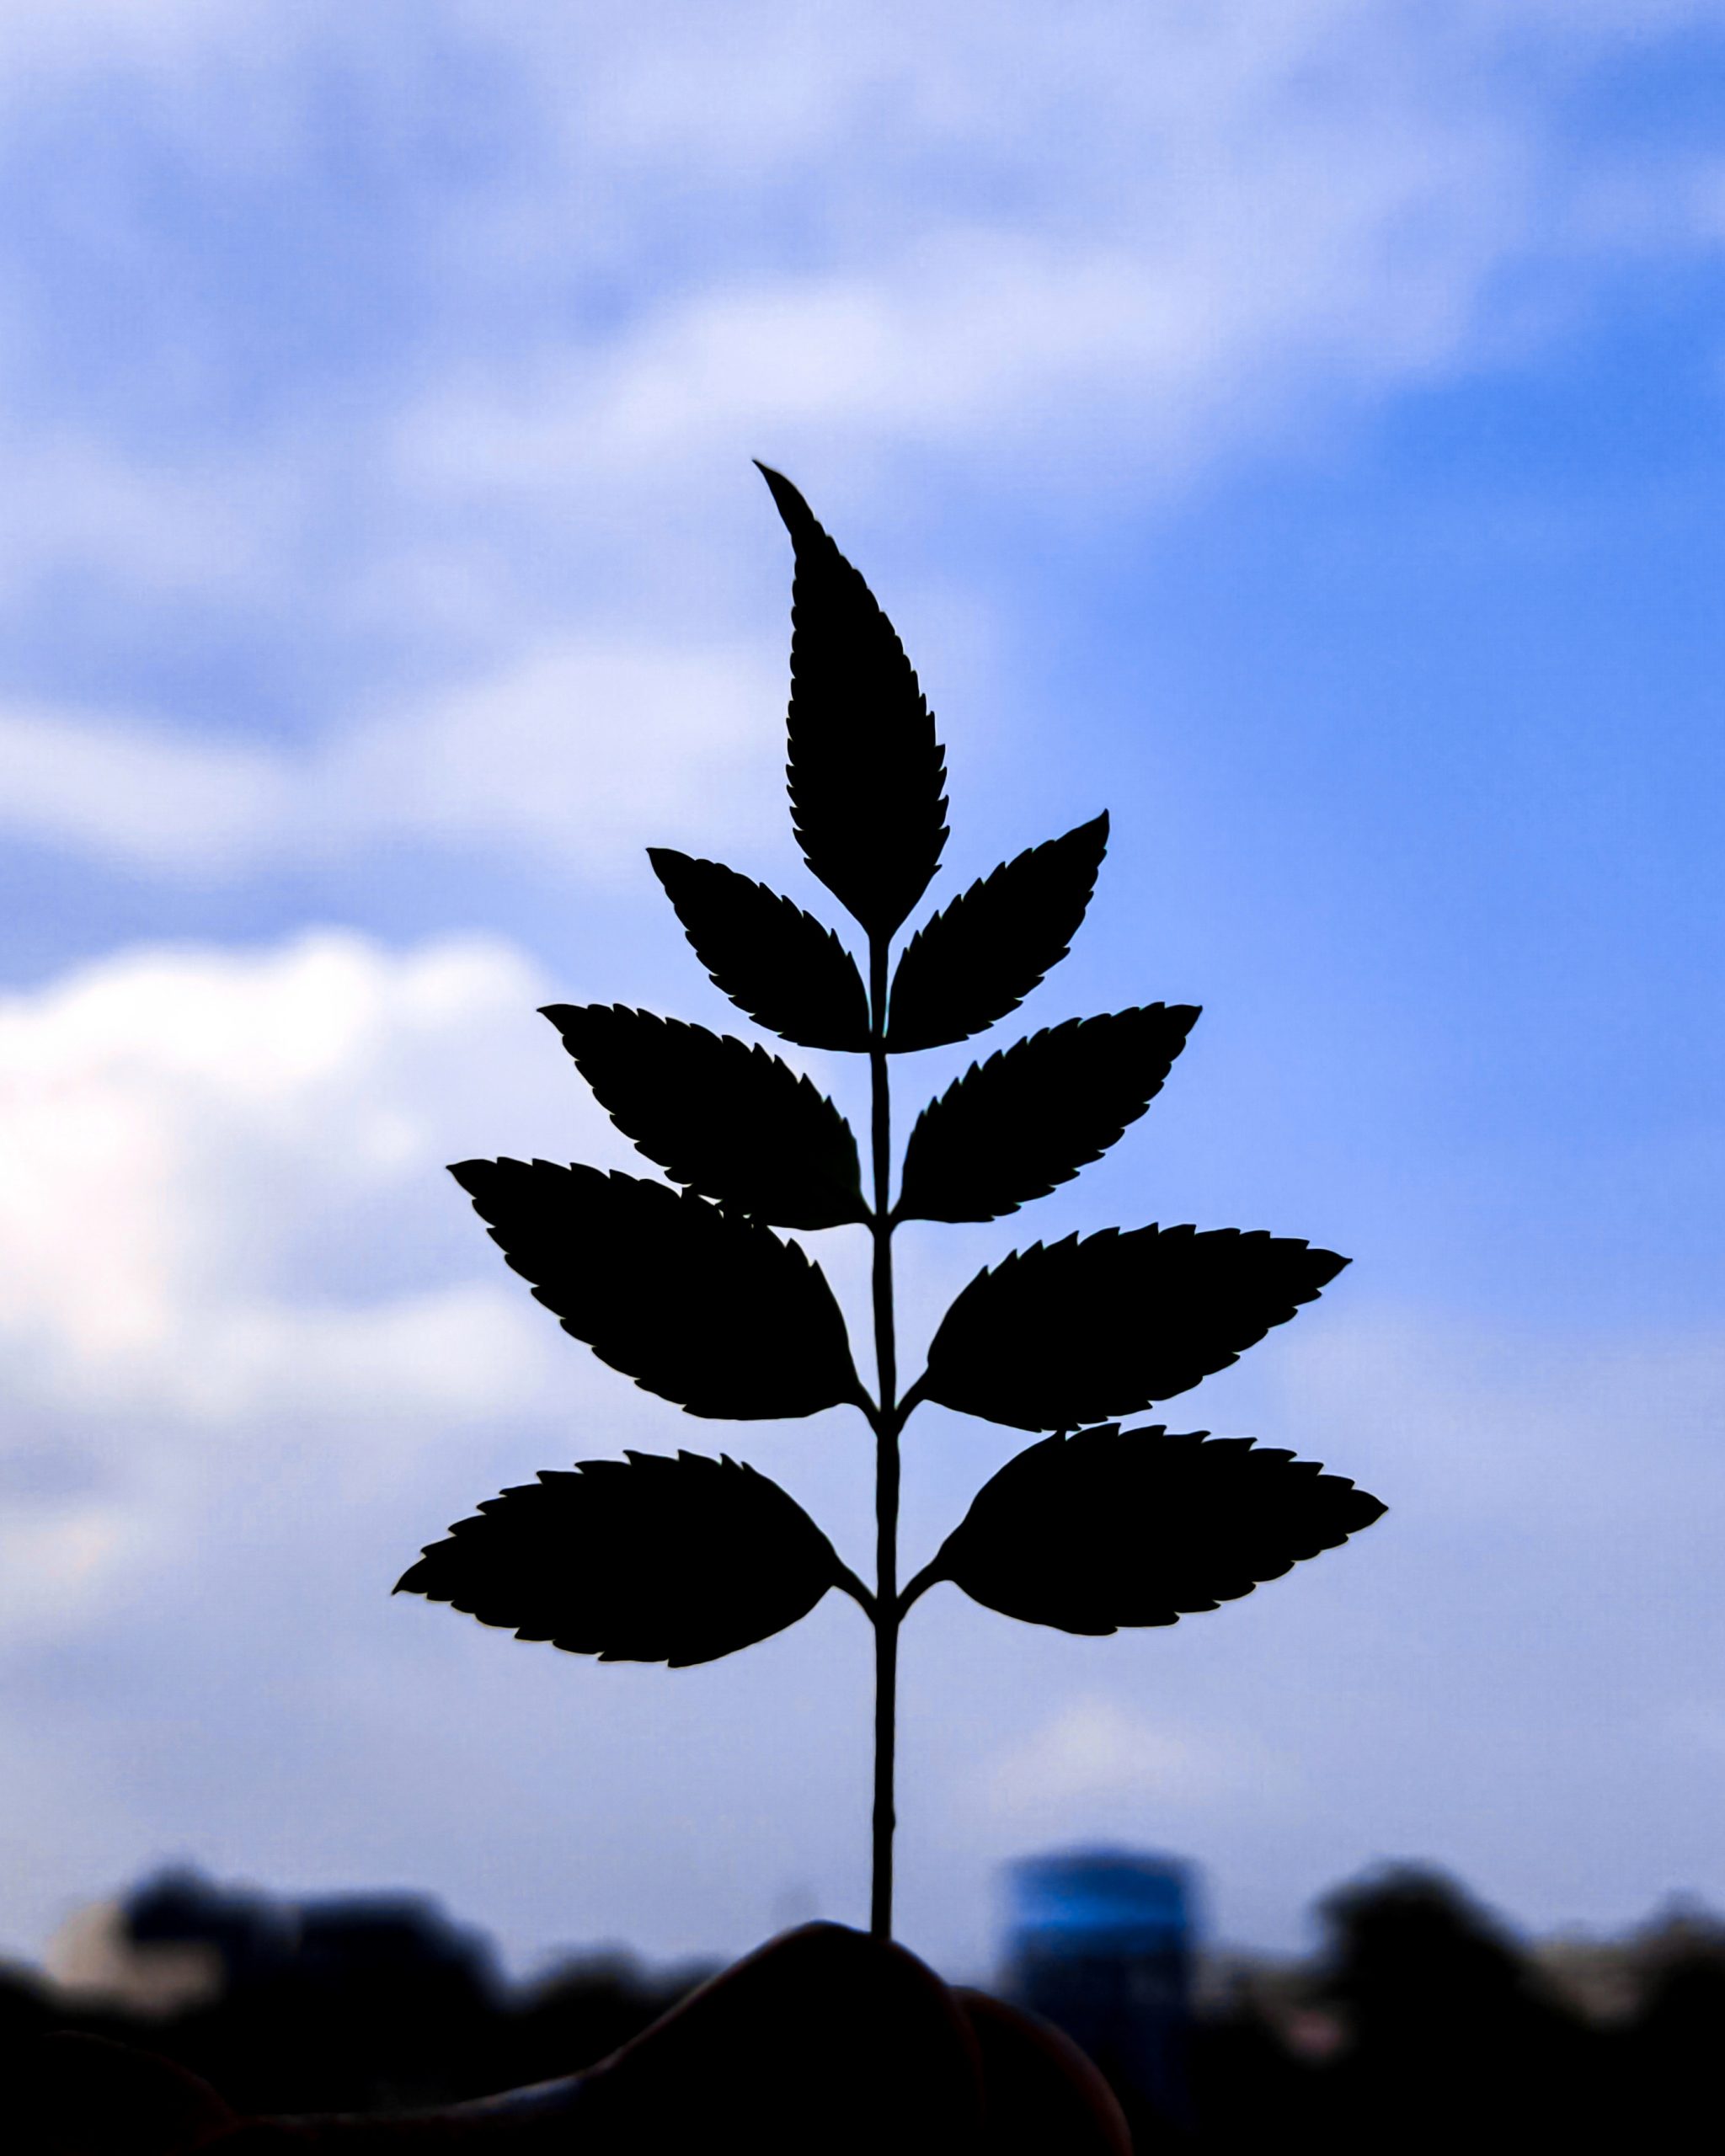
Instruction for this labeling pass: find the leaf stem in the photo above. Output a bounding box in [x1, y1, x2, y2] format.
[895, 1558, 943, 1622]
[868, 934, 899, 1942]
[832, 1563, 879, 1621]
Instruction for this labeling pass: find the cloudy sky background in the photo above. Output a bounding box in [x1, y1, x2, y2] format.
[2, 0, 1724, 1983]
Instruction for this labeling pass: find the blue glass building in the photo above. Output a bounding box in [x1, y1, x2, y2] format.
[1001, 1849, 1195, 2123]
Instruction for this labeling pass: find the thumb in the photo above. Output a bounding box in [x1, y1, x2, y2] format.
[577, 1921, 985, 2153]
[20, 2031, 242, 2156]
[955, 1990, 1134, 2156]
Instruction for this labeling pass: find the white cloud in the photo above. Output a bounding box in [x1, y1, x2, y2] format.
[398, 7, 1534, 503]
[0, 926, 676, 1657]
[0, 701, 289, 873]
[1270, 1304, 1725, 1533]
[3, 0, 1725, 1977]
[0, 2, 1722, 889]
[2, 946, 1725, 1967]
[975, 1696, 1294, 1825]
[0, 430, 268, 602]
[327, 641, 782, 872]
[0, 8, 1718, 616]
[0, 639, 781, 878]
[0, 1503, 136, 1641]
[0, 927, 597, 1433]
[0, 931, 886, 1972]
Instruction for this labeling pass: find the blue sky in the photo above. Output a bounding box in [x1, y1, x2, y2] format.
[2, 0, 1724, 1984]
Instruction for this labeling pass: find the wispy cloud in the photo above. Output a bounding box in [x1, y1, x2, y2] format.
[2, 0, 1723, 1975]
[0, 928, 583, 1429]
[974, 1695, 1296, 1825]
[1, 2, 1722, 894]
[2, 922, 1723, 1966]
[0, 640, 780, 878]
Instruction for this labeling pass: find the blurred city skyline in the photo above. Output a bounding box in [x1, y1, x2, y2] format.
[1, 2, 1723, 1981]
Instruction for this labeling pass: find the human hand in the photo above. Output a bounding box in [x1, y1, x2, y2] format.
[24, 1922, 1133, 2154]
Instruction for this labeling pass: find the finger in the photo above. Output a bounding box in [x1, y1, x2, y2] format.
[579, 1921, 985, 2154]
[122, 1923, 986, 2153]
[20, 2031, 242, 2156]
[954, 1989, 1134, 2156]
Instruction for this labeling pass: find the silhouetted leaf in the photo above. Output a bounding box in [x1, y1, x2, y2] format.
[885, 814, 1109, 1051]
[896, 1006, 1199, 1223]
[759, 464, 948, 938]
[451, 1159, 862, 1418]
[918, 1225, 1347, 1430]
[396, 1450, 847, 1667]
[649, 848, 870, 1051]
[542, 1004, 866, 1229]
[927, 1424, 1386, 1633]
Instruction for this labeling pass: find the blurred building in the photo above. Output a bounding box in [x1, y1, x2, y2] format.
[47, 1867, 497, 2016]
[1001, 1847, 1194, 2125]
[46, 1893, 224, 2020]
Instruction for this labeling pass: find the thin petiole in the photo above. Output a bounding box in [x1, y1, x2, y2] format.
[832, 1565, 879, 1621]
[895, 1559, 943, 1623]
[868, 932, 900, 1942]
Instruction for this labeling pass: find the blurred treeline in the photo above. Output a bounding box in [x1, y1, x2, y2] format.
[2, 1870, 707, 2117]
[1181, 1869, 1725, 2152]
[3, 1865, 1723, 2146]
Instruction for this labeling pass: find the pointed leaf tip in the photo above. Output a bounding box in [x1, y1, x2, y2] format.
[398, 1449, 846, 1665]
[928, 1424, 1386, 1634]
[897, 1006, 1199, 1222]
[542, 1002, 865, 1228]
[455, 1157, 860, 1419]
[921, 1222, 1348, 1430]
[755, 461, 814, 534]
[762, 470, 948, 937]
[648, 848, 869, 1051]
[887, 814, 1111, 1051]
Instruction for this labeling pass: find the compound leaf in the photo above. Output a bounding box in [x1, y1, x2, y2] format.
[649, 848, 869, 1052]
[927, 1424, 1386, 1634]
[919, 1224, 1347, 1430]
[886, 814, 1108, 1052]
[543, 1004, 865, 1229]
[451, 1159, 861, 1419]
[896, 1006, 1199, 1223]
[759, 464, 948, 938]
[396, 1450, 848, 1667]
